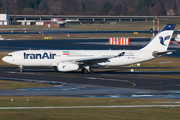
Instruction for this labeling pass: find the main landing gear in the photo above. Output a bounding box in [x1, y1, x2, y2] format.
[19, 66, 24, 72]
[81, 66, 94, 74]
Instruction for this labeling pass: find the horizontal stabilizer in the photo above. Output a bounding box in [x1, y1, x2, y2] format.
[152, 50, 175, 57]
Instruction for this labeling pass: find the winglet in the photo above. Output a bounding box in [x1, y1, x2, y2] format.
[117, 52, 125, 57]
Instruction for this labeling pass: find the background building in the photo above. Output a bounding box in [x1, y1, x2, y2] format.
[0, 14, 10, 25]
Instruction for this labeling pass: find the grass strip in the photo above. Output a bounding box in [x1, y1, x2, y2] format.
[0, 80, 52, 90]
[0, 97, 180, 120]
[0, 97, 180, 107]
[0, 107, 180, 120]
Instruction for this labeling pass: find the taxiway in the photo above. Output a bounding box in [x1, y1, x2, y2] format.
[0, 67, 180, 99]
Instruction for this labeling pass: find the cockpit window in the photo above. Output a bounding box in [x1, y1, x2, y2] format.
[7, 54, 12, 57]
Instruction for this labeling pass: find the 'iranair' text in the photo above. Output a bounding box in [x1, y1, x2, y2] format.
[24, 52, 56, 59]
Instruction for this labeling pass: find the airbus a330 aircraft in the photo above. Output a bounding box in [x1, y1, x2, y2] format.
[2, 24, 175, 73]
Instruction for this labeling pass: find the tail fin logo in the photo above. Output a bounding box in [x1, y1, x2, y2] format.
[160, 35, 170, 46]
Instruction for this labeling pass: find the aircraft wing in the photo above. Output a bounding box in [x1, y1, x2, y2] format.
[73, 57, 109, 65]
[70, 52, 125, 65]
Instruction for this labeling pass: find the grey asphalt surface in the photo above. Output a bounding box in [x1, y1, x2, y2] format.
[0, 28, 179, 34]
[0, 67, 180, 99]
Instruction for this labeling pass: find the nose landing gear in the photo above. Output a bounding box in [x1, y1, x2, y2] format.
[19, 66, 24, 72]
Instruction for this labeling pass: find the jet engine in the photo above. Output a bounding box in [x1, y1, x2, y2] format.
[57, 62, 79, 72]
[175, 34, 180, 42]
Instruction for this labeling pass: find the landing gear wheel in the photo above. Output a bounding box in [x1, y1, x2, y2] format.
[81, 68, 86, 73]
[89, 70, 94, 74]
[19, 66, 24, 72]
[83, 69, 89, 74]
[54, 66, 58, 71]
[81, 68, 94, 74]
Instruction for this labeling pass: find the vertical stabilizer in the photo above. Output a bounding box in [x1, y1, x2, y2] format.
[141, 24, 175, 51]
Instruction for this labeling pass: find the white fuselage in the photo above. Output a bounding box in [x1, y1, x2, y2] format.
[2, 49, 155, 67]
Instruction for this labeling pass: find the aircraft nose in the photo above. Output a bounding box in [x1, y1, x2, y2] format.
[2, 56, 7, 62]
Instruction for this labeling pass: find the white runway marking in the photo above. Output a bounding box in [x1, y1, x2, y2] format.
[0, 77, 62, 84]
[6, 71, 44, 75]
[0, 105, 180, 109]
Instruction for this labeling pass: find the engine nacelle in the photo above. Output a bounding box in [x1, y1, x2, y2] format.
[175, 34, 180, 42]
[57, 62, 79, 72]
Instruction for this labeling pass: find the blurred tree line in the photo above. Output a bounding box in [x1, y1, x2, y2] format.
[0, 0, 179, 16]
